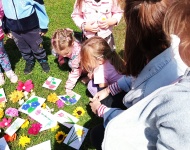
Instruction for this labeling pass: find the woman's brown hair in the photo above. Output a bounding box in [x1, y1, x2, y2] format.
[80, 36, 125, 74]
[124, 0, 171, 77]
[164, 0, 190, 66]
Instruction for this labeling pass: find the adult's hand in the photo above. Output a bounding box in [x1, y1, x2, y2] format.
[89, 98, 101, 114]
[93, 87, 110, 101]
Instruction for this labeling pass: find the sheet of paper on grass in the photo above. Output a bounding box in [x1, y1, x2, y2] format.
[54, 110, 79, 128]
[0, 88, 7, 103]
[58, 92, 81, 105]
[5, 118, 25, 136]
[18, 96, 46, 115]
[42, 76, 62, 90]
[26, 140, 51, 150]
[29, 107, 57, 131]
[0, 137, 10, 150]
[63, 124, 88, 150]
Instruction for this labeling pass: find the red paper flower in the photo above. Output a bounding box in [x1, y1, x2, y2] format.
[17, 80, 34, 92]
[0, 118, 12, 128]
[28, 123, 42, 135]
[4, 133, 17, 142]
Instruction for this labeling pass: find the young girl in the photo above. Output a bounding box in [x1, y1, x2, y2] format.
[80, 36, 125, 97]
[71, 0, 123, 50]
[51, 28, 82, 95]
[0, 1, 18, 86]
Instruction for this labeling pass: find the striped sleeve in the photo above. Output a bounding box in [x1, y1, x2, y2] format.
[109, 82, 122, 96]
[97, 104, 108, 117]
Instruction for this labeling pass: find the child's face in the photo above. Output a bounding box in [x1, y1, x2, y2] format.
[59, 47, 72, 58]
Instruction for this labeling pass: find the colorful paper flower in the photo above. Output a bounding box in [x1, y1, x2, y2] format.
[4, 133, 17, 142]
[17, 80, 34, 92]
[28, 122, 42, 135]
[51, 123, 59, 132]
[55, 131, 67, 144]
[0, 108, 4, 119]
[21, 120, 29, 129]
[0, 118, 12, 128]
[9, 90, 24, 103]
[22, 103, 30, 110]
[72, 107, 85, 118]
[18, 135, 31, 148]
[5, 107, 18, 117]
[0, 102, 5, 108]
[47, 93, 59, 103]
[56, 99, 64, 108]
[41, 103, 46, 109]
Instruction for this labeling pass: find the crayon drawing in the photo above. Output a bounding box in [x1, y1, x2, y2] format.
[42, 76, 62, 90]
[0, 88, 7, 103]
[58, 92, 81, 105]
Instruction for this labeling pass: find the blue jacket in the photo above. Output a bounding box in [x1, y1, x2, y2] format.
[102, 68, 190, 150]
[2, 0, 49, 33]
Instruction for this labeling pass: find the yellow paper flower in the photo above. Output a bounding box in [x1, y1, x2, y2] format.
[18, 135, 31, 147]
[76, 129, 85, 137]
[73, 107, 85, 118]
[9, 90, 24, 103]
[21, 120, 29, 129]
[51, 123, 59, 132]
[41, 103, 46, 109]
[0, 102, 5, 108]
[0, 108, 4, 119]
[55, 131, 67, 144]
[47, 93, 59, 103]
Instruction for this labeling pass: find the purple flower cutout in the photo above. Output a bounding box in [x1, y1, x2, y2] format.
[5, 108, 19, 117]
[56, 99, 64, 108]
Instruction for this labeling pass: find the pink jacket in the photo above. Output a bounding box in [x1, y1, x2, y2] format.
[65, 40, 82, 91]
[0, 0, 4, 40]
[71, 0, 123, 38]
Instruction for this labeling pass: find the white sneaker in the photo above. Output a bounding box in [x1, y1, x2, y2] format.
[0, 73, 5, 86]
[5, 70, 18, 83]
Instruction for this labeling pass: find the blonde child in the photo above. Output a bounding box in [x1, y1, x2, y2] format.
[0, 1, 18, 86]
[80, 36, 125, 96]
[51, 28, 82, 95]
[71, 0, 123, 50]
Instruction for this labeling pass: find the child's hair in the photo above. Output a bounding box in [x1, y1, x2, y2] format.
[80, 36, 125, 74]
[164, 0, 190, 66]
[124, 0, 171, 77]
[51, 28, 74, 55]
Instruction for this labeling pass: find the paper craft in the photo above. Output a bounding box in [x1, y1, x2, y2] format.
[58, 92, 81, 105]
[54, 110, 79, 128]
[63, 124, 88, 150]
[0, 137, 10, 150]
[26, 140, 51, 150]
[5, 118, 25, 136]
[0, 88, 7, 103]
[42, 76, 62, 90]
[19, 96, 46, 115]
[29, 108, 57, 131]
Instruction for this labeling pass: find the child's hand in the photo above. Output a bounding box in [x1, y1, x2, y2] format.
[87, 72, 93, 79]
[89, 98, 101, 114]
[39, 32, 46, 36]
[6, 33, 13, 39]
[93, 87, 110, 101]
[98, 18, 118, 29]
[66, 89, 74, 97]
[85, 21, 99, 33]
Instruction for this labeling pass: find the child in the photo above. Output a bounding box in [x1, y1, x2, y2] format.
[2, 0, 50, 74]
[91, 1, 190, 149]
[71, 0, 123, 50]
[51, 28, 82, 95]
[80, 36, 125, 97]
[0, 0, 18, 86]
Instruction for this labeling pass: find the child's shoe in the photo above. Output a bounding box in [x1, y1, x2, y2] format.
[39, 60, 50, 73]
[5, 70, 18, 83]
[0, 73, 5, 86]
[24, 62, 35, 74]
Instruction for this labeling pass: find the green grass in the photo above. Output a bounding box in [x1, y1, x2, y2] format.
[1, 0, 125, 149]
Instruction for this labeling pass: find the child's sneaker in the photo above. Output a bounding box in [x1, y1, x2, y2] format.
[24, 62, 35, 74]
[0, 73, 5, 86]
[5, 70, 18, 83]
[39, 60, 50, 73]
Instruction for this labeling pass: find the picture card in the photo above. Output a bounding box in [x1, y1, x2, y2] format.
[0, 137, 10, 150]
[26, 140, 51, 150]
[42, 76, 62, 90]
[5, 118, 25, 136]
[63, 124, 88, 150]
[0, 88, 7, 103]
[58, 92, 81, 105]
[54, 110, 79, 128]
[18, 96, 46, 115]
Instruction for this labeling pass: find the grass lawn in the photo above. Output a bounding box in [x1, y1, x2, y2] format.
[0, 0, 126, 149]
